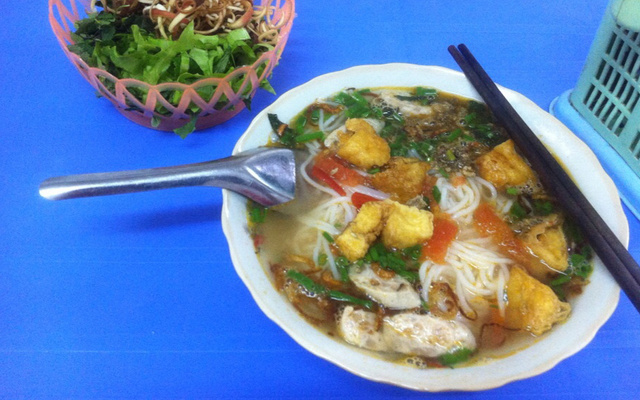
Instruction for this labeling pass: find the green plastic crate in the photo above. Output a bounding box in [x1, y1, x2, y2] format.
[570, 0, 640, 177]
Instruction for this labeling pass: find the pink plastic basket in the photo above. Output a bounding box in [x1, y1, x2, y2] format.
[49, 0, 295, 132]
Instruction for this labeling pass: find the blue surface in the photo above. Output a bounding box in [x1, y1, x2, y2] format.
[1, 1, 639, 398]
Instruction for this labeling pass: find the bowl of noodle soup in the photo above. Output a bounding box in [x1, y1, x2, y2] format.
[221, 64, 627, 391]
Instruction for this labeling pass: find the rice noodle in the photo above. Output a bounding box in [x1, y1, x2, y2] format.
[419, 175, 513, 316]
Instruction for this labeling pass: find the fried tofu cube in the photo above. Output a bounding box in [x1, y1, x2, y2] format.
[336, 119, 391, 169]
[520, 215, 569, 280]
[475, 140, 537, 190]
[336, 201, 390, 261]
[371, 157, 430, 203]
[382, 202, 434, 249]
[504, 267, 571, 336]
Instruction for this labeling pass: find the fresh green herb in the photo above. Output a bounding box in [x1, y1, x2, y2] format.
[295, 131, 325, 143]
[402, 245, 422, 261]
[368, 167, 381, 174]
[509, 202, 527, 221]
[551, 246, 594, 289]
[445, 149, 456, 161]
[506, 187, 519, 196]
[438, 348, 474, 367]
[333, 90, 404, 123]
[248, 201, 268, 224]
[268, 113, 297, 147]
[464, 102, 507, 147]
[443, 128, 462, 143]
[294, 114, 307, 133]
[317, 253, 328, 266]
[335, 256, 351, 282]
[363, 243, 419, 282]
[533, 200, 554, 216]
[68, 11, 275, 138]
[396, 87, 437, 105]
[322, 231, 335, 243]
[550, 274, 572, 286]
[309, 108, 321, 124]
[286, 270, 373, 309]
[432, 186, 442, 203]
[173, 115, 198, 139]
[568, 248, 594, 279]
[438, 168, 450, 179]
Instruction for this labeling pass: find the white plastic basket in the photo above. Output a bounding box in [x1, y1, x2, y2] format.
[551, 0, 640, 220]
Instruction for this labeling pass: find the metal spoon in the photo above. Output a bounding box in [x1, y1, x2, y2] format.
[39, 147, 314, 213]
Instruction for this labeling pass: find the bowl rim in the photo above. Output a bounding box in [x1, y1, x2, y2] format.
[222, 63, 626, 391]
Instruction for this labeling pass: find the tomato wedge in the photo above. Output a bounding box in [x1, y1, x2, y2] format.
[473, 203, 531, 266]
[310, 165, 346, 196]
[351, 192, 379, 209]
[313, 153, 365, 187]
[421, 216, 459, 264]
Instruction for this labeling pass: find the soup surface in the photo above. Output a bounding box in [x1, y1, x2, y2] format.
[248, 86, 593, 368]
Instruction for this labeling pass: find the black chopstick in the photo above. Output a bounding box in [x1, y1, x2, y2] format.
[448, 44, 640, 313]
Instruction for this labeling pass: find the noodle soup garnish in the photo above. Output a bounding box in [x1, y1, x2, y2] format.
[249, 86, 593, 367]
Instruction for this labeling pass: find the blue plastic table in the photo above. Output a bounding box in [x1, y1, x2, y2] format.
[1, 1, 638, 397]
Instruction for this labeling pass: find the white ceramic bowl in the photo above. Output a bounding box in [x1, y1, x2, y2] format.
[221, 64, 627, 391]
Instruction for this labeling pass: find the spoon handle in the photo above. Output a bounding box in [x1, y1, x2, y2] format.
[39, 148, 297, 207]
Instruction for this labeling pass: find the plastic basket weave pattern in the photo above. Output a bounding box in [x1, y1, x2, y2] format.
[48, 0, 294, 132]
[570, 1, 640, 177]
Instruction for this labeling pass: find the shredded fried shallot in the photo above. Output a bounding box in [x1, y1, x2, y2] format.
[90, 0, 282, 43]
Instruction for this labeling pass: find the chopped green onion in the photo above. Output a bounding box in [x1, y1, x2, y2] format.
[438, 348, 473, 367]
[506, 187, 519, 196]
[248, 202, 267, 224]
[550, 274, 572, 286]
[286, 270, 372, 309]
[317, 253, 328, 266]
[509, 202, 527, 221]
[432, 186, 442, 203]
[322, 231, 335, 243]
[310, 108, 321, 124]
[533, 200, 554, 216]
[335, 256, 350, 282]
[295, 131, 325, 143]
[445, 149, 456, 161]
[368, 167, 381, 174]
[327, 290, 373, 309]
[444, 128, 462, 142]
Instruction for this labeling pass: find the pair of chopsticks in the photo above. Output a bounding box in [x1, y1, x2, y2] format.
[448, 44, 640, 313]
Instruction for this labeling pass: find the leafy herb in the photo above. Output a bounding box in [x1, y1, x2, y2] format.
[268, 113, 297, 147]
[395, 87, 438, 105]
[68, 11, 275, 137]
[432, 186, 442, 203]
[464, 102, 506, 147]
[295, 131, 325, 143]
[506, 187, 519, 196]
[533, 200, 554, 216]
[333, 90, 404, 123]
[248, 201, 268, 224]
[335, 256, 351, 282]
[438, 348, 473, 367]
[322, 231, 335, 243]
[317, 253, 328, 266]
[551, 246, 594, 288]
[509, 202, 527, 221]
[363, 243, 419, 282]
[286, 270, 373, 309]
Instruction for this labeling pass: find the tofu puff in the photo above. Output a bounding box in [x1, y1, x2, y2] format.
[335, 200, 434, 261]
